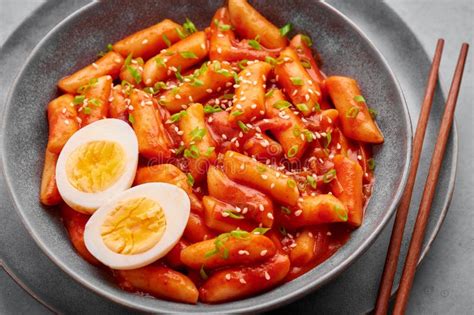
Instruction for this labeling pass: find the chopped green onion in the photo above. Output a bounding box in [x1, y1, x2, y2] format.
[287, 145, 299, 158]
[354, 95, 366, 103]
[300, 59, 311, 69]
[183, 18, 198, 34]
[155, 57, 166, 67]
[273, 100, 291, 110]
[214, 19, 232, 31]
[232, 71, 240, 84]
[72, 95, 85, 105]
[230, 230, 250, 239]
[292, 127, 301, 137]
[287, 179, 297, 188]
[82, 107, 91, 115]
[325, 130, 332, 148]
[290, 76, 304, 86]
[346, 106, 360, 118]
[306, 175, 317, 189]
[322, 169, 337, 183]
[88, 98, 102, 107]
[204, 146, 215, 157]
[190, 127, 207, 141]
[124, 53, 133, 66]
[203, 105, 222, 114]
[170, 110, 187, 123]
[176, 27, 187, 39]
[335, 206, 348, 221]
[128, 113, 135, 124]
[186, 173, 195, 187]
[231, 110, 243, 116]
[191, 78, 204, 87]
[301, 34, 313, 47]
[265, 56, 277, 66]
[367, 158, 376, 170]
[251, 227, 271, 235]
[279, 23, 292, 37]
[179, 51, 198, 59]
[238, 59, 249, 70]
[303, 130, 314, 142]
[97, 43, 113, 56]
[265, 89, 275, 98]
[184, 144, 200, 159]
[223, 209, 244, 220]
[248, 39, 261, 50]
[281, 206, 291, 215]
[162, 34, 171, 47]
[256, 165, 267, 173]
[368, 108, 378, 119]
[175, 144, 185, 156]
[215, 68, 232, 77]
[237, 121, 249, 133]
[199, 265, 208, 280]
[126, 65, 142, 84]
[296, 103, 309, 113]
[314, 101, 321, 112]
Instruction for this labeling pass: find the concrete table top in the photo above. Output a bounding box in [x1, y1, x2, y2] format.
[0, 0, 472, 314]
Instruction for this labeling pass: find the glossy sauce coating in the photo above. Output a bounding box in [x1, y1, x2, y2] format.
[43, 0, 382, 305]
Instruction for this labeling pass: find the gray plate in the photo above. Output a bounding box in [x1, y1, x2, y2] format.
[0, 0, 456, 314]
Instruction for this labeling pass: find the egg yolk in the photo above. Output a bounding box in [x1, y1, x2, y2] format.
[101, 197, 166, 255]
[66, 141, 126, 193]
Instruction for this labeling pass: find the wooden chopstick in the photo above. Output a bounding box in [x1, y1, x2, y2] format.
[393, 42, 469, 314]
[374, 39, 445, 315]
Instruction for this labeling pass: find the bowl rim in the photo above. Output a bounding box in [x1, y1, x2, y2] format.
[1, 1, 413, 312]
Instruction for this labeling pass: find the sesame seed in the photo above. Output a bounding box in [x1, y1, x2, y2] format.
[290, 243, 297, 248]
[264, 271, 271, 280]
[225, 273, 231, 280]
[336, 143, 342, 150]
[64, 119, 70, 125]
[259, 110, 265, 115]
[217, 33, 224, 38]
[114, 58, 122, 63]
[327, 231, 332, 236]
[240, 278, 247, 284]
[206, 88, 213, 94]
[217, 47, 222, 54]
[358, 155, 363, 160]
[92, 63, 99, 69]
[222, 211, 230, 217]
[260, 249, 268, 256]
[238, 250, 250, 255]
[259, 204, 264, 211]
[200, 43, 206, 50]
[175, 94, 182, 99]
[270, 183, 275, 189]
[267, 212, 274, 220]
[292, 89, 298, 96]
[294, 210, 303, 216]
[208, 116, 214, 123]
[142, 38, 149, 44]
[222, 134, 228, 140]
[128, 105, 134, 111]
[261, 174, 268, 180]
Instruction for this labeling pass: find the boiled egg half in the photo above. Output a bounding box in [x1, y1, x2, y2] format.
[56, 119, 138, 214]
[84, 183, 190, 269]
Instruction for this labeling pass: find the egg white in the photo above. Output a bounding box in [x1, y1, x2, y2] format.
[83, 183, 190, 270]
[56, 119, 138, 214]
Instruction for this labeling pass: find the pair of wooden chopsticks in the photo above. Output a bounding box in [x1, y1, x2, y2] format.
[374, 40, 469, 315]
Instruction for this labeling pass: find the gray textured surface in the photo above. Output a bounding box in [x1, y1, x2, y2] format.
[1, 0, 412, 313]
[0, 0, 472, 314]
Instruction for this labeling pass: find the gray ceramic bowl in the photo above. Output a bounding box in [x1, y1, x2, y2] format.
[1, 0, 412, 313]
